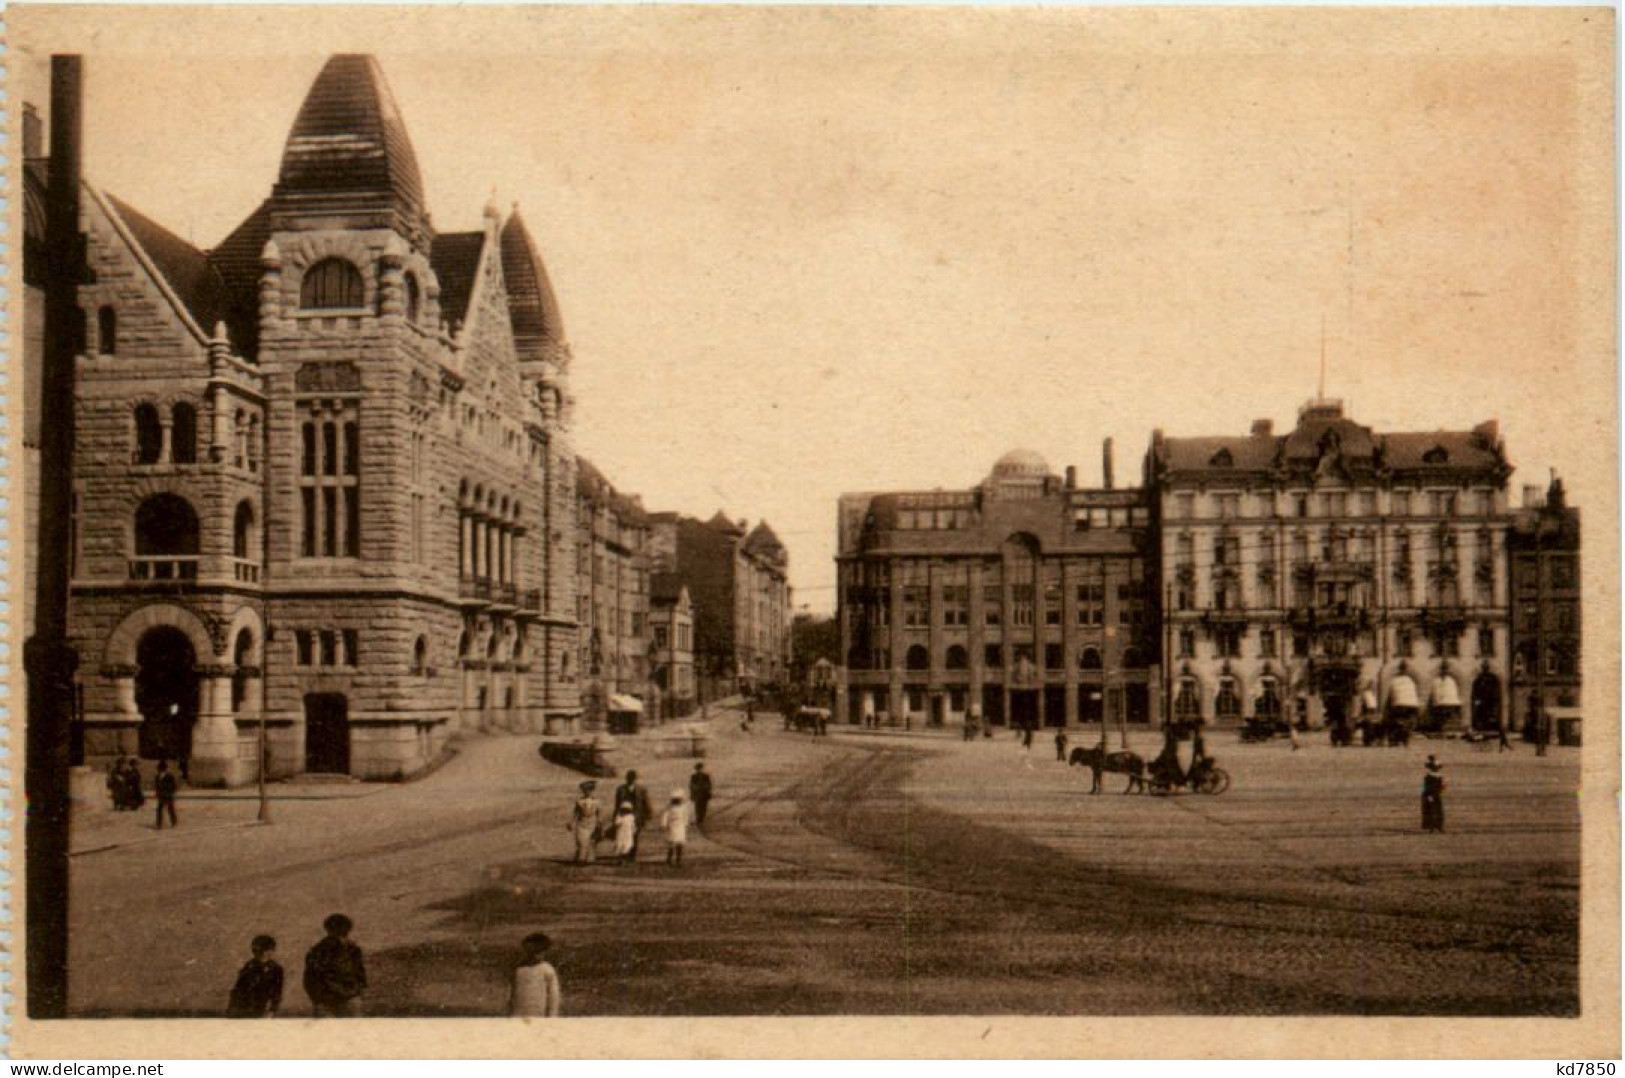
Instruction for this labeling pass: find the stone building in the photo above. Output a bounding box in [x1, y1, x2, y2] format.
[835, 447, 1159, 731]
[648, 572, 697, 719]
[1508, 474, 1581, 738]
[55, 55, 580, 783]
[575, 457, 651, 729]
[1146, 399, 1514, 733]
[648, 511, 792, 700]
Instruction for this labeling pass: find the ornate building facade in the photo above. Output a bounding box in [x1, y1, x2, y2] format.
[1146, 399, 1514, 732]
[575, 457, 651, 729]
[58, 55, 580, 782]
[835, 448, 1159, 730]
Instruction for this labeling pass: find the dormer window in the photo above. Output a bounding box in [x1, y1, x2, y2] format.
[1423, 445, 1450, 465]
[301, 258, 365, 310]
[1209, 447, 1234, 467]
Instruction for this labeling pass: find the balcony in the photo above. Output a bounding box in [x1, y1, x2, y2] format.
[1287, 603, 1371, 631]
[129, 557, 199, 582]
[458, 578, 494, 605]
[231, 559, 261, 584]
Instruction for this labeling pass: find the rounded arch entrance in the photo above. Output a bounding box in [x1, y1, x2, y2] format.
[135, 626, 198, 764]
[1471, 670, 1503, 732]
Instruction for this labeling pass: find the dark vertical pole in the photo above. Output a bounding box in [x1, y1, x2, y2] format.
[1534, 522, 1547, 756]
[26, 54, 84, 1018]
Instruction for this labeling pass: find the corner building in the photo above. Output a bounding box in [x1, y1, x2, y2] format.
[1147, 399, 1513, 733]
[65, 55, 580, 783]
[836, 449, 1160, 730]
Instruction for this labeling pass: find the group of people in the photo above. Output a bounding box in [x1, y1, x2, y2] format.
[569, 764, 714, 866]
[105, 755, 181, 828]
[227, 913, 564, 1018]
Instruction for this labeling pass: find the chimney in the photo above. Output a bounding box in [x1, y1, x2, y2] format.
[1064, 465, 1077, 490]
[1251, 418, 1273, 438]
[23, 102, 42, 159]
[1102, 438, 1115, 490]
[1523, 484, 1543, 509]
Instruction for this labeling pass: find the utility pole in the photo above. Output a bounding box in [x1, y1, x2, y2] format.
[1534, 514, 1548, 757]
[26, 55, 84, 1018]
[1163, 579, 1174, 729]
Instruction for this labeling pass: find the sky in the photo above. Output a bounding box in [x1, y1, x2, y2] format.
[14, 7, 1615, 614]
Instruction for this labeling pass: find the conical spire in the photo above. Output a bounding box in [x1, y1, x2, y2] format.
[272, 55, 430, 246]
[499, 207, 567, 363]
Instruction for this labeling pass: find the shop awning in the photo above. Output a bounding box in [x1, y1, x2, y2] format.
[609, 694, 644, 713]
[1432, 677, 1460, 708]
[1544, 706, 1583, 722]
[1388, 676, 1419, 709]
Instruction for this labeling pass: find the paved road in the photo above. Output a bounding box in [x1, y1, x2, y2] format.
[67, 715, 1578, 1016]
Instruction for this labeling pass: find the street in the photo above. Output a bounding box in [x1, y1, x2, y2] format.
[68, 709, 1579, 1016]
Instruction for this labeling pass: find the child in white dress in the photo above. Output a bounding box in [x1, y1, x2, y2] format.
[660, 789, 691, 866]
[613, 802, 637, 863]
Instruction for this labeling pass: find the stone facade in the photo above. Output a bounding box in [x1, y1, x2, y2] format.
[649, 573, 697, 719]
[1507, 476, 1581, 735]
[647, 511, 792, 701]
[1146, 399, 1514, 733]
[575, 457, 652, 730]
[52, 55, 581, 783]
[836, 449, 1160, 731]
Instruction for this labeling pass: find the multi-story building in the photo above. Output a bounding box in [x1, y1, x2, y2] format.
[648, 511, 792, 700]
[648, 572, 697, 719]
[575, 457, 650, 728]
[1508, 474, 1581, 739]
[53, 54, 580, 782]
[1146, 399, 1514, 733]
[835, 447, 1159, 730]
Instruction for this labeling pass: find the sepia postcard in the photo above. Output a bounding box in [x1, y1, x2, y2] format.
[5, 4, 1619, 1060]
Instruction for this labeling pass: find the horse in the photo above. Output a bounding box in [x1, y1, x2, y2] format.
[1068, 744, 1147, 794]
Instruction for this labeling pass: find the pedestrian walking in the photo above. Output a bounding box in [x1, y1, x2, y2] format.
[120, 758, 145, 811]
[1421, 756, 1446, 833]
[106, 755, 125, 810]
[1022, 724, 1034, 751]
[154, 759, 178, 829]
[689, 763, 713, 826]
[507, 932, 561, 1017]
[227, 935, 284, 1018]
[614, 770, 653, 858]
[303, 913, 367, 1017]
[569, 780, 602, 864]
[1054, 730, 1069, 762]
[1498, 725, 1513, 753]
[612, 802, 637, 862]
[662, 789, 691, 866]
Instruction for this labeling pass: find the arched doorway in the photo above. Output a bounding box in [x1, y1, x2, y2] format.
[135, 626, 198, 764]
[1471, 672, 1502, 732]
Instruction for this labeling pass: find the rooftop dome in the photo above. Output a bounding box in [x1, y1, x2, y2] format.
[992, 448, 1051, 479]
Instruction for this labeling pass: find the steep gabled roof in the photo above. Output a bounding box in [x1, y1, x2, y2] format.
[103, 192, 231, 337]
[499, 209, 567, 363]
[430, 231, 485, 329]
[206, 199, 273, 356]
[744, 520, 785, 556]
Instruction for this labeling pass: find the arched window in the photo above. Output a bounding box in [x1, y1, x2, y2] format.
[97, 305, 117, 355]
[412, 635, 429, 675]
[300, 258, 365, 310]
[403, 272, 421, 323]
[247, 415, 261, 471]
[134, 404, 162, 464]
[233, 501, 255, 560]
[1174, 677, 1202, 721]
[944, 644, 968, 671]
[1079, 647, 1103, 671]
[1256, 677, 1282, 720]
[1215, 676, 1242, 720]
[905, 644, 930, 671]
[231, 628, 255, 713]
[134, 494, 200, 556]
[171, 402, 198, 464]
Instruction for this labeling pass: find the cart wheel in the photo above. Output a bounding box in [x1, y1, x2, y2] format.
[1199, 767, 1231, 795]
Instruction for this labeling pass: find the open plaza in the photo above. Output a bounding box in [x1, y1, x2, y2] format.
[69, 705, 1579, 1017]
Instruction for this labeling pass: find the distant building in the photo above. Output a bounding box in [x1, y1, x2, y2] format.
[649, 572, 696, 719]
[648, 511, 792, 700]
[1147, 399, 1514, 732]
[1507, 475, 1581, 739]
[576, 457, 651, 729]
[44, 55, 581, 783]
[836, 446, 1158, 730]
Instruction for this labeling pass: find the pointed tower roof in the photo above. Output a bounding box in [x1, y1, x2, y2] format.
[271, 55, 430, 247]
[499, 208, 567, 364]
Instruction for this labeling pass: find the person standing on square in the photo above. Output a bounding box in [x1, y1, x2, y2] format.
[661, 789, 692, 866]
[508, 932, 562, 1017]
[154, 759, 178, 829]
[227, 935, 285, 1018]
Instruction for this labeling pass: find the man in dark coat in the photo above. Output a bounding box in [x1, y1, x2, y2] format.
[304, 913, 367, 1017]
[1421, 756, 1446, 833]
[689, 763, 714, 826]
[228, 934, 285, 1018]
[614, 770, 654, 858]
[154, 759, 178, 829]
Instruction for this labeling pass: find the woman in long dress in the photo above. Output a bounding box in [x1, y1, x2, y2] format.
[569, 781, 601, 864]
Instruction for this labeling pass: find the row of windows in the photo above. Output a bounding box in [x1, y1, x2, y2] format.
[294, 628, 360, 668]
[1170, 526, 1489, 566]
[1169, 488, 1497, 521]
[848, 643, 1148, 672]
[1172, 575, 1492, 612]
[1171, 625, 1496, 661]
